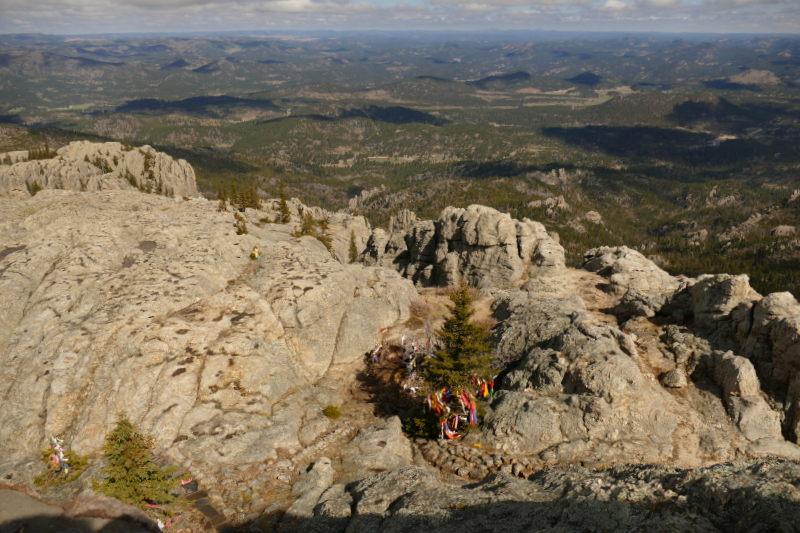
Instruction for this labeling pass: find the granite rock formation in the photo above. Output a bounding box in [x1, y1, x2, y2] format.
[0, 141, 197, 199]
[284, 458, 800, 533]
[0, 189, 416, 478]
[2, 158, 800, 532]
[358, 205, 565, 288]
[0, 483, 158, 532]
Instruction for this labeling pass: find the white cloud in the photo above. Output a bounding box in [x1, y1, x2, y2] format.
[429, 0, 595, 6]
[460, 2, 500, 10]
[600, 0, 628, 10]
[711, 0, 783, 5]
[0, 0, 798, 33]
[635, 0, 681, 8]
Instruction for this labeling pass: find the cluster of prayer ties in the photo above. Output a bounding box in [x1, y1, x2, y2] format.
[425, 377, 494, 440]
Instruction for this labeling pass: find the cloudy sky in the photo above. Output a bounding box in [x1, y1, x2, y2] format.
[0, 0, 797, 35]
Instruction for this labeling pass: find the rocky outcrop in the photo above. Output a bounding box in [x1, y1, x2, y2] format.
[584, 210, 602, 224]
[684, 228, 708, 244]
[3, 183, 800, 531]
[0, 141, 198, 198]
[281, 458, 800, 533]
[583, 247, 800, 447]
[337, 417, 413, 481]
[261, 196, 373, 265]
[0, 483, 158, 532]
[478, 287, 800, 465]
[717, 213, 763, 242]
[0, 190, 416, 478]
[348, 185, 385, 212]
[527, 195, 569, 218]
[770, 225, 796, 237]
[582, 246, 679, 318]
[388, 209, 416, 234]
[358, 205, 565, 288]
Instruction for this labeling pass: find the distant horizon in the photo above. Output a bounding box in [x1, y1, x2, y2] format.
[2, 0, 798, 37]
[1, 29, 799, 40]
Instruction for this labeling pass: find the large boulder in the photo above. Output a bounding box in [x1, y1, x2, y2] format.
[481, 310, 677, 463]
[0, 141, 197, 198]
[0, 189, 416, 477]
[477, 289, 800, 466]
[286, 457, 334, 519]
[338, 417, 414, 481]
[712, 351, 783, 441]
[770, 225, 796, 237]
[359, 206, 565, 288]
[689, 274, 760, 329]
[583, 246, 679, 297]
[490, 290, 585, 370]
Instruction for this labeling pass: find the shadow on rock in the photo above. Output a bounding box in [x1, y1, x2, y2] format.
[231, 458, 800, 533]
[0, 487, 159, 533]
[354, 349, 418, 418]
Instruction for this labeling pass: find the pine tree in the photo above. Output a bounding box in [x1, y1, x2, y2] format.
[247, 179, 262, 209]
[91, 415, 178, 509]
[217, 179, 227, 203]
[277, 181, 291, 224]
[348, 230, 359, 263]
[230, 179, 239, 210]
[299, 212, 315, 235]
[425, 282, 492, 391]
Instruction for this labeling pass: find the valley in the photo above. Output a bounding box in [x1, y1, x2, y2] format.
[2, 32, 800, 300]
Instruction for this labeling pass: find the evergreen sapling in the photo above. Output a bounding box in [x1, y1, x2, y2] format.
[425, 282, 492, 392]
[91, 415, 179, 510]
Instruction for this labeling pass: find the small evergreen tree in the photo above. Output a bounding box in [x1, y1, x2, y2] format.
[27, 180, 42, 196]
[317, 232, 333, 253]
[299, 212, 315, 235]
[425, 282, 492, 391]
[277, 181, 291, 224]
[247, 180, 262, 210]
[234, 212, 248, 234]
[216, 179, 227, 203]
[348, 230, 359, 263]
[230, 178, 240, 210]
[91, 415, 178, 509]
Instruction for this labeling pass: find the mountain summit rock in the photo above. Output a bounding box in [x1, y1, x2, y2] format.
[0, 141, 197, 198]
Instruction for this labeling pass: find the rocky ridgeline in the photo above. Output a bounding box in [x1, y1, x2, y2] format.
[358, 206, 565, 288]
[2, 165, 800, 531]
[0, 141, 198, 198]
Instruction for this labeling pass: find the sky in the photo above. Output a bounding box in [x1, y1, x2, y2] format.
[0, 0, 798, 35]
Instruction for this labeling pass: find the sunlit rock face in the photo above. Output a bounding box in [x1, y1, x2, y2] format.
[0, 189, 415, 468]
[0, 141, 198, 199]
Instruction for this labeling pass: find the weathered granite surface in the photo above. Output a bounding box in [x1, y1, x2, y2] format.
[0, 141, 197, 198]
[0, 189, 416, 477]
[359, 205, 565, 288]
